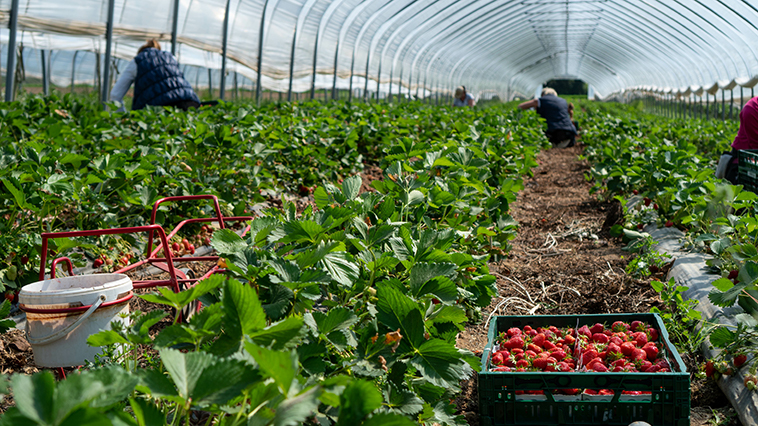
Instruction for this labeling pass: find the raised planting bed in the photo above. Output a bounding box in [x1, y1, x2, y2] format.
[479, 313, 689, 426]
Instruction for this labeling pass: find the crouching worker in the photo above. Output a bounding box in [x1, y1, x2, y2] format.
[518, 88, 577, 148]
[109, 39, 201, 112]
[717, 96, 758, 185]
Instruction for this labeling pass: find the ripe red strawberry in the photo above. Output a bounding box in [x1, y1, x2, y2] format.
[581, 349, 599, 365]
[493, 366, 511, 372]
[647, 328, 659, 342]
[653, 203, 659, 210]
[532, 357, 549, 370]
[543, 341, 556, 350]
[611, 321, 628, 333]
[631, 348, 647, 361]
[665, 220, 673, 227]
[524, 350, 538, 359]
[507, 327, 522, 337]
[93, 258, 104, 268]
[632, 332, 648, 347]
[550, 349, 567, 361]
[527, 343, 541, 353]
[598, 389, 614, 395]
[562, 334, 576, 346]
[592, 363, 609, 372]
[548, 326, 561, 336]
[504, 336, 525, 350]
[592, 333, 609, 344]
[728, 269, 739, 280]
[630, 321, 645, 332]
[620, 342, 636, 356]
[589, 323, 605, 334]
[172, 242, 181, 251]
[644, 365, 661, 373]
[734, 353, 747, 368]
[492, 352, 505, 366]
[532, 333, 546, 347]
[643, 197, 652, 207]
[643, 345, 659, 361]
[577, 325, 592, 338]
[516, 359, 530, 368]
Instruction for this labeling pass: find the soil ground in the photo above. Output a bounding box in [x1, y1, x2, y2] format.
[453, 143, 739, 425]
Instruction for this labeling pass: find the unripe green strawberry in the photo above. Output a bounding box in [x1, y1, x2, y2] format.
[6, 265, 17, 281]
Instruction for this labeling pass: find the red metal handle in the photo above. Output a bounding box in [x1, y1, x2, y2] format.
[147, 195, 227, 255]
[40, 225, 180, 294]
[50, 257, 74, 279]
[20, 292, 133, 314]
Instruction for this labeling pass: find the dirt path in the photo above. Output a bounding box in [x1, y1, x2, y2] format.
[455, 144, 739, 426]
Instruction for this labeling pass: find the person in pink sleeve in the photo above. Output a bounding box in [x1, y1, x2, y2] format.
[724, 96, 758, 184]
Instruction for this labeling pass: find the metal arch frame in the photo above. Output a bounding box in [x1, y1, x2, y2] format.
[411, 0, 534, 98]
[256, 0, 282, 106]
[347, 0, 417, 102]
[644, 0, 741, 77]
[415, 0, 731, 96]
[366, 0, 439, 102]
[287, 0, 322, 101]
[420, 0, 714, 96]
[684, 0, 758, 71]
[330, 0, 386, 100]
[377, 0, 469, 101]
[411, 1, 517, 99]
[309, 0, 360, 99]
[602, 1, 734, 84]
[219, 0, 231, 101]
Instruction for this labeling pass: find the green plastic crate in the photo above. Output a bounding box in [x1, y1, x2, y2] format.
[738, 150, 758, 192]
[479, 313, 690, 426]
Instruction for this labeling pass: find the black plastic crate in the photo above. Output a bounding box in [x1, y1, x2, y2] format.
[738, 149, 758, 192]
[479, 313, 689, 426]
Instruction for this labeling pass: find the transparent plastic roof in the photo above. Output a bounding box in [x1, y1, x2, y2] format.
[2, 0, 758, 100]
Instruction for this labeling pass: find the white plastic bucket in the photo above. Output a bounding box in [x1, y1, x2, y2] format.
[19, 274, 133, 368]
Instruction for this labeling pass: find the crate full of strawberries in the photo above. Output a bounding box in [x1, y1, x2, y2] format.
[479, 313, 689, 426]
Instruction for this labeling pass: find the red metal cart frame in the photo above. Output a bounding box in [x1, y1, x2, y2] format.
[39, 194, 253, 296]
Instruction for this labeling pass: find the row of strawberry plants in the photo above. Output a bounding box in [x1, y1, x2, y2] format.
[579, 101, 758, 391]
[0, 97, 548, 425]
[0, 94, 542, 295]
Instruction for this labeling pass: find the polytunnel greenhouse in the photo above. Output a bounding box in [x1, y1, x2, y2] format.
[4, 2, 758, 426]
[3, 0, 758, 104]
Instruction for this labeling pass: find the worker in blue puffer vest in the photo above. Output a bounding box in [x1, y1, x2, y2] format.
[109, 39, 201, 112]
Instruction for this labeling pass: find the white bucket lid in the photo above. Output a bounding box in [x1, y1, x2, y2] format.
[19, 274, 133, 307]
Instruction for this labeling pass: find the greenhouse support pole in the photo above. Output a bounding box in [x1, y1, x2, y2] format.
[706, 94, 709, 120]
[741, 86, 744, 113]
[4, 0, 19, 102]
[347, 53, 355, 102]
[234, 72, 238, 100]
[287, 24, 297, 102]
[721, 89, 726, 121]
[208, 69, 213, 98]
[171, 0, 180, 55]
[331, 38, 340, 100]
[256, 0, 270, 106]
[219, 0, 231, 101]
[101, 0, 116, 106]
[41, 50, 49, 96]
[70, 51, 79, 94]
[363, 51, 370, 101]
[730, 89, 734, 120]
[310, 25, 320, 100]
